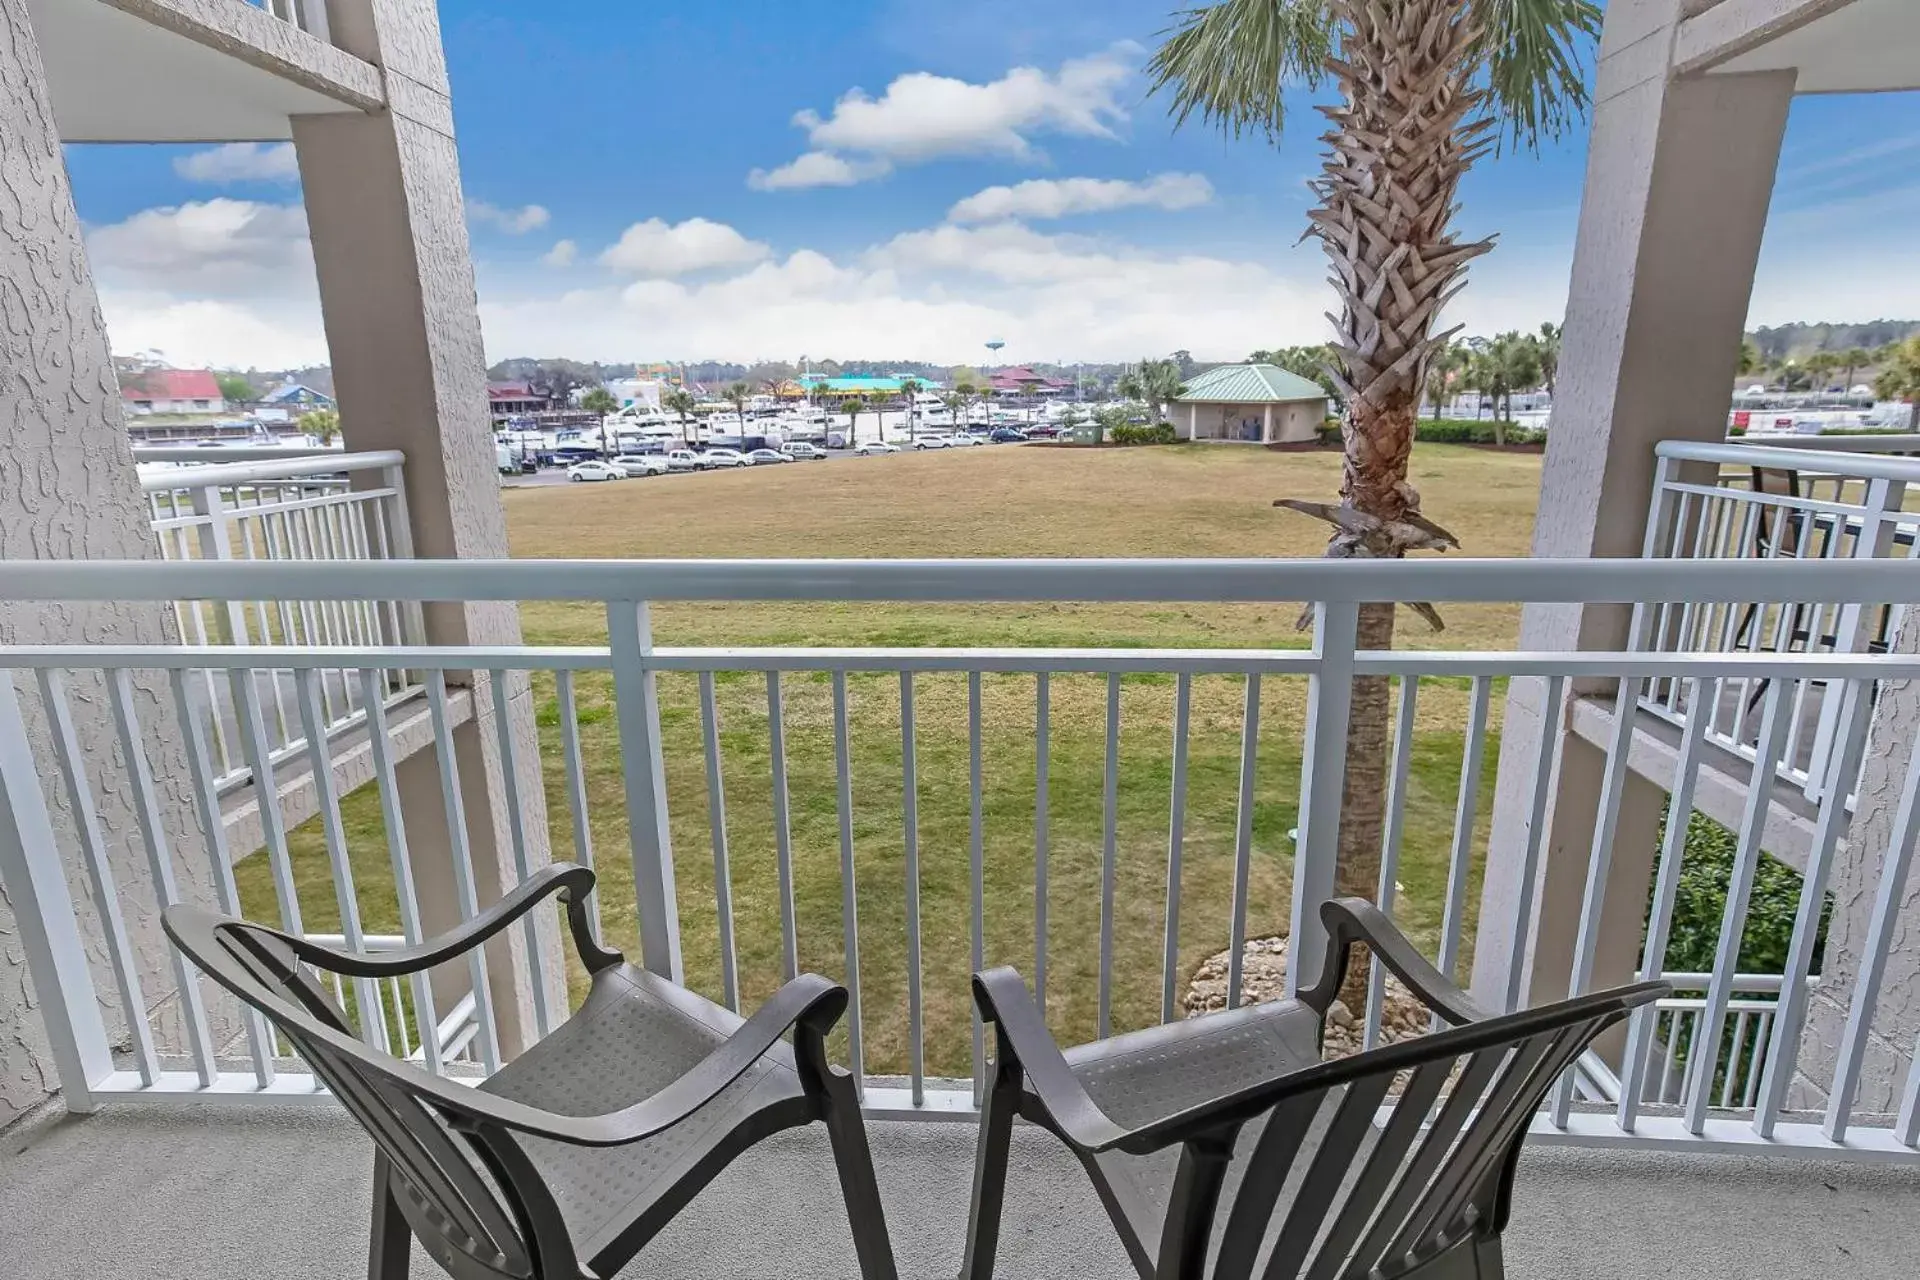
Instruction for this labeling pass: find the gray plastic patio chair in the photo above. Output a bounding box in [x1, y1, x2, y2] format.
[961, 898, 1666, 1280]
[162, 862, 896, 1280]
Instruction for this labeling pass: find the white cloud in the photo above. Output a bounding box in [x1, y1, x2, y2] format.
[748, 151, 893, 191]
[948, 173, 1214, 223]
[172, 143, 300, 184]
[754, 48, 1134, 189]
[467, 201, 551, 234]
[542, 239, 579, 267]
[598, 217, 772, 276]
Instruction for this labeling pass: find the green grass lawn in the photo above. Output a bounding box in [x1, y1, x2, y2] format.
[237, 443, 1540, 1076]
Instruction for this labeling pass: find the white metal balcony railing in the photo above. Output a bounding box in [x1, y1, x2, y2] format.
[1637, 441, 1920, 803]
[2, 557, 1917, 1164]
[140, 450, 421, 795]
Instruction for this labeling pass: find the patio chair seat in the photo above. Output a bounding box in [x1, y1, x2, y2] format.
[480, 963, 812, 1263]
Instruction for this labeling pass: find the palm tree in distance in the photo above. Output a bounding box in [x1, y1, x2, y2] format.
[1536, 321, 1562, 399]
[664, 388, 698, 446]
[899, 377, 924, 442]
[1839, 347, 1871, 395]
[1116, 358, 1186, 427]
[1149, 0, 1604, 962]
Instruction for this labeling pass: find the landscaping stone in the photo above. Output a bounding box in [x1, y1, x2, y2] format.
[1183, 934, 1436, 1061]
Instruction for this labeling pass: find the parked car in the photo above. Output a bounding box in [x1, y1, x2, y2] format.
[747, 449, 793, 465]
[946, 433, 983, 447]
[664, 450, 702, 472]
[566, 460, 624, 483]
[612, 454, 670, 477]
[989, 428, 1029, 443]
[853, 440, 900, 455]
[701, 449, 751, 469]
[780, 442, 827, 460]
[913, 436, 954, 450]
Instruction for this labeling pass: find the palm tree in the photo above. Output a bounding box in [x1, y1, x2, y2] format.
[899, 378, 924, 442]
[1536, 321, 1562, 399]
[1424, 341, 1466, 420]
[724, 381, 751, 437]
[1116, 358, 1186, 425]
[296, 408, 340, 446]
[580, 387, 619, 456]
[1839, 347, 1871, 395]
[664, 388, 698, 445]
[1874, 336, 1920, 430]
[956, 380, 980, 429]
[1149, 0, 1602, 948]
[1737, 339, 1765, 379]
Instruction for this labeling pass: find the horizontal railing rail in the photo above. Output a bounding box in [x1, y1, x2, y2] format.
[140, 453, 419, 795]
[1, 557, 1915, 1163]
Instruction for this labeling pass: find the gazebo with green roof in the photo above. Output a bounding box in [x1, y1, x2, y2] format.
[1173, 363, 1329, 445]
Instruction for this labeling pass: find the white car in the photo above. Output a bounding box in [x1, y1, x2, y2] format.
[747, 448, 793, 465]
[946, 432, 984, 447]
[664, 450, 702, 472]
[566, 460, 624, 483]
[853, 440, 900, 456]
[701, 449, 751, 469]
[913, 435, 954, 450]
[612, 453, 669, 477]
[780, 442, 827, 460]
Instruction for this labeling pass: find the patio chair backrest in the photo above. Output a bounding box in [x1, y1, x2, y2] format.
[163, 907, 540, 1280]
[1206, 981, 1663, 1280]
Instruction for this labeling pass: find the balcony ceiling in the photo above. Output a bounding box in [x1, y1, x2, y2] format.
[1709, 0, 1920, 93]
[28, 0, 374, 143]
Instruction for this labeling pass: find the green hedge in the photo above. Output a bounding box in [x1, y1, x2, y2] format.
[1413, 418, 1545, 445]
[1109, 423, 1177, 445]
[1654, 808, 1830, 976]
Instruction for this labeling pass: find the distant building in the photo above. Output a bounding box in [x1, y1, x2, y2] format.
[487, 380, 552, 424]
[988, 367, 1069, 398]
[799, 375, 945, 399]
[119, 368, 225, 416]
[1172, 364, 1328, 444]
[260, 381, 335, 410]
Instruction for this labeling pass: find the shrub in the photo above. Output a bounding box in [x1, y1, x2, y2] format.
[1412, 417, 1544, 445]
[1109, 423, 1176, 446]
[1316, 417, 1344, 445]
[1653, 808, 1830, 976]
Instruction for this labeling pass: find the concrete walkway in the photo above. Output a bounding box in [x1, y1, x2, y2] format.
[3, 1102, 1916, 1277]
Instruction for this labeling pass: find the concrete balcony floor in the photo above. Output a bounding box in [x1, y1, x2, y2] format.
[4, 1102, 1919, 1278]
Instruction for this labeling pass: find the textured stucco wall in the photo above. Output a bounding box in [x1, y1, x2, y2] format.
[1, 0, 218, 1126]
[1790, 606, 1920, 1115]
[1473, 0, 1797, 1001]
[294, 0, 563, 1053]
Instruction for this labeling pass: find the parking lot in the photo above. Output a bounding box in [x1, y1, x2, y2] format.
[501, 436, 1034, 488]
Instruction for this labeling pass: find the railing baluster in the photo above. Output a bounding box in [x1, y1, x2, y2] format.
[832, 672, 865, 1098]
[1034, 671, 1050, 1018]
[1618, 677, 1709, 1130]
[229, 667, 304, 937]
[1686, 680, 1793, 1135]
[969, 671, 987, 1101]
[1227, 673, 1263, 1009]
[297, 668, 388, 1053]
[1500, 674, 1566, 1015]
[170, 669, 274, 1085]
[900, 671, 925, 1108]
[1436, 675, 1493, 1006]
[488, 668, 552, 1040]
[767, 671, 799, 982]
[1824, 720, 1920, 1142]
[607, 601, 682, 983]
[1551, 674, 1644, 1126]
[553, 671, 597, 935]
[425, 673, 501, 1074]
[1288, 601, 1360, 999]
[361, 669, 442, 1074]
[1897, 1035, 1920, 1148]
[39, 670, 158, 1085]
[1754, 678, 1875, 1136]
[1722, 1012, 1750, 1109]
[1098, 672, 1121, 1038]
[1367, 676, 1420, 1050]
[1162, 673, 1192, 1026]
[698, 672, 738, 1012]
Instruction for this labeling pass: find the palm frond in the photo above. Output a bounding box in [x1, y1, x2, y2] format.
[1471, 0, 1603, 150]
[1146, 0, 1333, 142]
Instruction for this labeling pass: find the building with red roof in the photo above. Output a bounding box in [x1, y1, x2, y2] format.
[119, 368, 226, 416]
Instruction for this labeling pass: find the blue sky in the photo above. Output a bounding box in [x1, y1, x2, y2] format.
[64, 0, 1920, 369]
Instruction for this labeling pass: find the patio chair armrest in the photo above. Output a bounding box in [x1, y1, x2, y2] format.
[1297, 898, 1488, 1027]
[275, 863, 620, 979]
[972, 967, 1131, 1154]
[442, 974, 851, 1147]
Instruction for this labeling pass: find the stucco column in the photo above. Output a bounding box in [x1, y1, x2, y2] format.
[1262, 403, 1274, 444]
[294, 0, 561, 1054]
[0, 0, 223, 1122]
[1472, 0, 1797, 1004]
